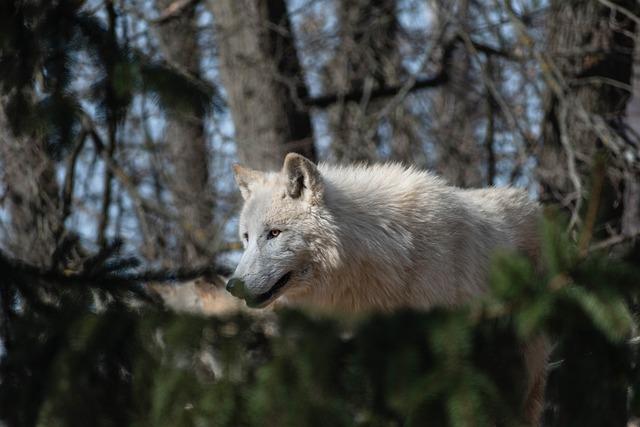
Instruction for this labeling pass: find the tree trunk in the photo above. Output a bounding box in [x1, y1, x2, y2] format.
[429, 46, 484, 187]
[622, 32, 640, 239]
[0, 99, 62, 267]
[429, 0, 484, 187]
[155, 0, 215, 265]
[325, 0, 419, 163]
[209, 0, 315, 170]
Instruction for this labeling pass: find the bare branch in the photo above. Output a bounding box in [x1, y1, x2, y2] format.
[597, 0, 640, 26]
[590, 230, 640, 251]
[304, 73, 448, 109]
[60, 129, 88, 228]
[558, 101, 584, 231]
[154, 0, 199, 23]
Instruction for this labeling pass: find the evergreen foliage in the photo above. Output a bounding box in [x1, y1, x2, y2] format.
[1, 217, 638, 427]
[0, 0, 218, 153]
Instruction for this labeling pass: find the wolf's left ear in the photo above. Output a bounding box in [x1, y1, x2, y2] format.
[282, 153, 323, 203]
[233, 164, 262, 200]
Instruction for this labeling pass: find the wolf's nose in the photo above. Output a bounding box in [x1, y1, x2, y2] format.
[225, 277, 243, 295]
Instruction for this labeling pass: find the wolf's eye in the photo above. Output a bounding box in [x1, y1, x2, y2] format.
[243, 233, 248, 241]
[267, 229, 281, 239]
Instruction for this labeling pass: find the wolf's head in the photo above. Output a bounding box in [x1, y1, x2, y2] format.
[226, 153, 329, 308]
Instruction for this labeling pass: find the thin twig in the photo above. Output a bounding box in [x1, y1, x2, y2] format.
[60, 129, 88, 227]
[154, 0, 199, 23]
[559, 101, 584, 231]
[589, 230, 640, 251]
[579, 155, 606, 256]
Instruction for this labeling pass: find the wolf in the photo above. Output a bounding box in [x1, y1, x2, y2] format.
[227, 153, 547, 424]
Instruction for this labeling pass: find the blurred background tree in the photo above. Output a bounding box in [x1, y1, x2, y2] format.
[1, 0, 639, 426]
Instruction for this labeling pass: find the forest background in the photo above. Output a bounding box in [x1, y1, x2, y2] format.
[1, 0, 640, 426]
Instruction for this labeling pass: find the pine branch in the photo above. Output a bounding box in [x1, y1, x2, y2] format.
[0, 248, 232, 303]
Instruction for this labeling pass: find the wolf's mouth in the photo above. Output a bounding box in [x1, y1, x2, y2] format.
[249, 271, 292, 308]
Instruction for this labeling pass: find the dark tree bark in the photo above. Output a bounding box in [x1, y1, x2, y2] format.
[209, 0, 315, 170]
[155, 0, 215, 265]
[325, 0, 415, 163]
[429, 0, 484, 187]
[0, 99, 62, 268]
[623, 40, 640, 238]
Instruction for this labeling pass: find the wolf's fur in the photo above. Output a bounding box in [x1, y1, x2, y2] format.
[230, 153, 547, 424]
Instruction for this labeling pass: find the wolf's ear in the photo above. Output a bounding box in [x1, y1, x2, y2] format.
[233, 164, 262, 200]
[282, 153, 323, 203]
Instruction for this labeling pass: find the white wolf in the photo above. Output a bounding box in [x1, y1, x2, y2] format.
[227, 153, 547, 423]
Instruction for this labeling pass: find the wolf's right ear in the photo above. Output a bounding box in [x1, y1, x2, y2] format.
[233, 164, 262, 200]
[282, 153, 323, 203]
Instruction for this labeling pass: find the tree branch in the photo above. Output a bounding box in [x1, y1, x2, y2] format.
[154, 0, 199, 23]
[302, 35, 512, 110]
[304, 73, 447, 109]
[61, 129, 88, 227]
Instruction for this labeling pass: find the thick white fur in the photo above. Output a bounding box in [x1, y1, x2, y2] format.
[289, 162, 540, 310]
[232, 154, 547, 424]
